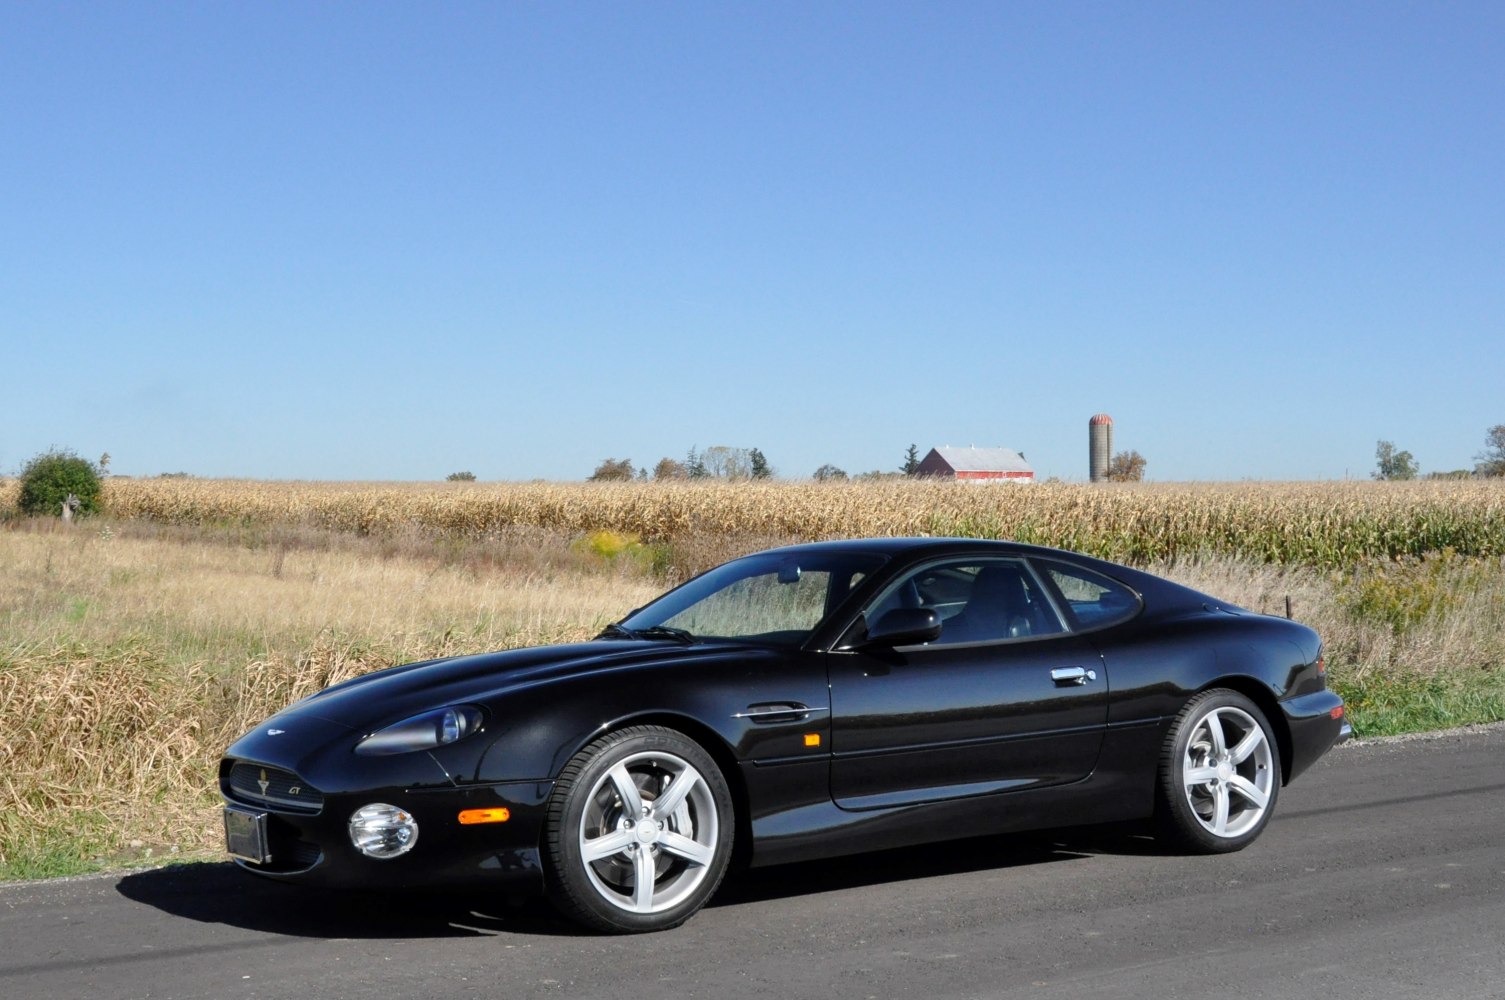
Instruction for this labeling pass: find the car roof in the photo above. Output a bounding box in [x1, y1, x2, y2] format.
[755, 537, 1062, 559]
[751, 537, 1227, 615]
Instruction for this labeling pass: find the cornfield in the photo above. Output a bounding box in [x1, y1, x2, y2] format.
[6, 477, 1502, 569]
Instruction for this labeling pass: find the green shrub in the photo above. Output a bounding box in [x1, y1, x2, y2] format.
[17, 449, 103, 517]
[1334, 549, 1476, 635]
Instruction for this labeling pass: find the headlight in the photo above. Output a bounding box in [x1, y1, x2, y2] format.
[354, 706, 484, 756]
[349, 803, 419, 859]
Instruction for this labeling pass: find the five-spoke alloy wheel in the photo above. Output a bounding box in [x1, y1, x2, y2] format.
[1156, 689, 1280, 853]
[545, 726, 734, 933]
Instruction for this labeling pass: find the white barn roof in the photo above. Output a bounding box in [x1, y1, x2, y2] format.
[929, 446, 1032, 474]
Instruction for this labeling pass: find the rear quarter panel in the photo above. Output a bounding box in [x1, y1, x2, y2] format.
[1101, 611, 1321, 723]
[1094, 609, 1325, 782]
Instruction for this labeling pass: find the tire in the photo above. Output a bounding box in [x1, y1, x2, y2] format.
[543, 726, 734, 933]
[1155, 689, 1280, 854]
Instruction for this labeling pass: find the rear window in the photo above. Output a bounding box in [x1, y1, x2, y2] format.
[1037, 559, 1140, 629]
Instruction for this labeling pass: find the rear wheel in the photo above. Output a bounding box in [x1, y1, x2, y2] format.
[544, 726, 734, 933]
[1155, 689, 1279, 853]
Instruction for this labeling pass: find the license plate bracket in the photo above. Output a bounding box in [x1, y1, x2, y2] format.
[224, 805, 271, 864]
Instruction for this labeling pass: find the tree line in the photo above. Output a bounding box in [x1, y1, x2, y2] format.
[1374, 425, 1505, 480]
[590, 446, 773, 482]
[591, 445, 927, 482]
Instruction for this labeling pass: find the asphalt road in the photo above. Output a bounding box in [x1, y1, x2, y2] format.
[4, 727, 1503, 1000]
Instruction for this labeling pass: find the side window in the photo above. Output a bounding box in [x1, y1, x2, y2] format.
[864, 559, 1064, 645]
[1038, 560, 1140, 629]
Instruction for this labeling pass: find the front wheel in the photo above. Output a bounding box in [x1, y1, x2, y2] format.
[544, 726, 734, 933]
[1155, 689, 1280, 853]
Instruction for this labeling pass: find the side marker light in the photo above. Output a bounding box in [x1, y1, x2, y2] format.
[803, 733, 821, 747]
[1330, 706, 1345, 720]
[458, 808, 511, 825]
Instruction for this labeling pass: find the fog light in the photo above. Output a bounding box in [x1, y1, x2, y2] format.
[349, 803, 419, 859]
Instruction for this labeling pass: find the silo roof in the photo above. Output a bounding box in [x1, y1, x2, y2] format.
[931, 446, 1033, 473]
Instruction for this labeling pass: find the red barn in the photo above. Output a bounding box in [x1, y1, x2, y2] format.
[916, 446, 1034, 482]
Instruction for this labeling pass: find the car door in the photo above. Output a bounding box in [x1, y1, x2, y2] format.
[827, 557, 1108, 811]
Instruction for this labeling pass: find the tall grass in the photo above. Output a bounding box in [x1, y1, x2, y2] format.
[0, 520, 659, 878]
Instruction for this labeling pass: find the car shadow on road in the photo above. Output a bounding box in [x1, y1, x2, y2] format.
[115, 863, 583, 938]
[711, 822, 1160, 906]
[116, 824, 1165, 939]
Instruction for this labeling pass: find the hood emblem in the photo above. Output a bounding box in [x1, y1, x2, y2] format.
[258, 768, 270, 797]
[266, 728, 285, 736]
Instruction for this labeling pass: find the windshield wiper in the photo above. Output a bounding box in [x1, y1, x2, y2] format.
[635, 625, 695, 644]
[596, 622, 695, 644]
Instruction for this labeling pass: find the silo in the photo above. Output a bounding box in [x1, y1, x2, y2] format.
[1089, 413, 1114, 482]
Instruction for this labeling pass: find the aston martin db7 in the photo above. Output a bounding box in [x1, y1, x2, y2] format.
[221, 538, 1349, 932]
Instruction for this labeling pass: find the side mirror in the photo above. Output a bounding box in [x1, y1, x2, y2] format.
[862, 607, 942, 648]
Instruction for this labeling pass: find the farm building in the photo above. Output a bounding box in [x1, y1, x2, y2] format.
[916, 446, 1034, 483]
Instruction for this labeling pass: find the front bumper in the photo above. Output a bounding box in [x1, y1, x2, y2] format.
[219, 756, 552, 893]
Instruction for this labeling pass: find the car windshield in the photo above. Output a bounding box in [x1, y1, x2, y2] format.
[616, 551, 887, 647]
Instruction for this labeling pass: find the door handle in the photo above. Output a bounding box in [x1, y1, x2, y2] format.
[732, 703, 828, 723]
[1050, 666, 1097, 685]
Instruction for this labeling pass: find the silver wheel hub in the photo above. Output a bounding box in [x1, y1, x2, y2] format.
[577, 751, 720, 915]
[1181, 705, 1274, 839]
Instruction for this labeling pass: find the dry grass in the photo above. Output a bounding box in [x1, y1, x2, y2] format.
[1, 520, 660, 660]
[0, 520, 659, 876]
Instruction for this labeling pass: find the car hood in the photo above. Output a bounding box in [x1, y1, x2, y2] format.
[275, 639, 755, 732]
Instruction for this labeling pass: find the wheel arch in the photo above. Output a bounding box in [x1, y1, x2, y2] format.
[1194, 675, 1293, 784]
[541, 711, 752, 871]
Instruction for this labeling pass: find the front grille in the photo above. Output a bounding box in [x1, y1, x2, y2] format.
[227, 762, 325, 814]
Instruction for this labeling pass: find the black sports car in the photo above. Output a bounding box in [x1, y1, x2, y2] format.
[221, 538, 1350, 932]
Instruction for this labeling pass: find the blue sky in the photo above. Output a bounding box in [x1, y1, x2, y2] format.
[4, 2, 1500, 482]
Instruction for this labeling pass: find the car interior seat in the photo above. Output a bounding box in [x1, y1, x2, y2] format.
[942, 565, 1038, 643]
